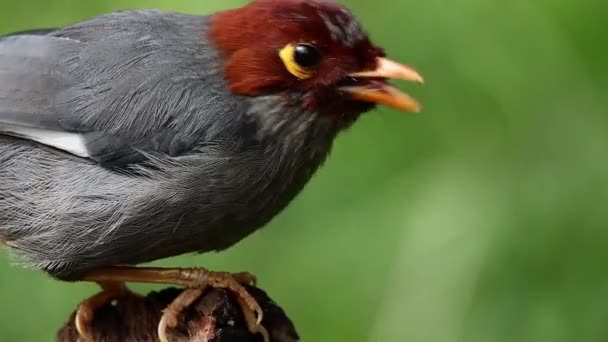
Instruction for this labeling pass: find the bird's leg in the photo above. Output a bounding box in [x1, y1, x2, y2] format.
[80, 266, 269, 342]
[75, 281, 137, 342]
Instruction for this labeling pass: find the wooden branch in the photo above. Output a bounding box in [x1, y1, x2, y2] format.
[56, 285, 299, 342]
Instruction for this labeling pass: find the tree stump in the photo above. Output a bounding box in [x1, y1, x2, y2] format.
[56, 285, 299, 342]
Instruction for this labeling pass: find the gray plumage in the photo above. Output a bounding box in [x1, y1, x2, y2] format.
[0, 10, 340, 279]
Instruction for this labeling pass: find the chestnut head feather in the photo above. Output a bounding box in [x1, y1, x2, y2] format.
[209, 0, 423, 120]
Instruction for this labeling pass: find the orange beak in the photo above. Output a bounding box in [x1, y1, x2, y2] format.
[339, 57, 424, 112]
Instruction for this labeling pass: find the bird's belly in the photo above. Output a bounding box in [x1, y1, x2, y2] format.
[142, 157, 322, 264]
[0, 134, 332, 280]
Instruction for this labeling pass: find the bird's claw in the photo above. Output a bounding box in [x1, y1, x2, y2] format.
[158, 269, 268, 342]
[75, 305, 95, 342]
[75, 282, 136, 342]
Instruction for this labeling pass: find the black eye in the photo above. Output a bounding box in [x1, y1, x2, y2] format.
[293, 44, 322, 68]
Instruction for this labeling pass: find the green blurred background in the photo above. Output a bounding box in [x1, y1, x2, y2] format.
[1, 0, 608, 341]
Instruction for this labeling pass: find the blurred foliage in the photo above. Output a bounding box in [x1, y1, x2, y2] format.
[1, 0, 608, 341]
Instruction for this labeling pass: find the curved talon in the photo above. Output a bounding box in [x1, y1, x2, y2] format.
[236, 294, 269, 341]
[75, 304, 95, 342]
[158, 315, 170, 342]
[158, 287, 205, 342]
[75, 282, 133, 342]
[234, 290, 264, 326]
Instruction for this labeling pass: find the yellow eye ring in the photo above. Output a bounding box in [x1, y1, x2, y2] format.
[279, 43, 321, 80]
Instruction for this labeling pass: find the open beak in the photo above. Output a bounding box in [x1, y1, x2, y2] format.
[339, 57, 424, 112]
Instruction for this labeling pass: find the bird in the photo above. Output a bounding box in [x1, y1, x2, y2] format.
[0, 0, 423, 341]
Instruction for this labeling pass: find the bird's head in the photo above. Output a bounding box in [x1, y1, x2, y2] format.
[209, 0, 423, 124]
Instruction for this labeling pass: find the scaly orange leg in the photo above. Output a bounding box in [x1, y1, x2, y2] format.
[77, 266, 269, 342]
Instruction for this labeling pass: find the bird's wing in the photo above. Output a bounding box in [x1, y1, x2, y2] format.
[0, 33, 92, 158]
[0, 10, 238, 170]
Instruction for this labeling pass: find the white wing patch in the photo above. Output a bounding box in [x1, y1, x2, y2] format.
[0, 123, 89, 158]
